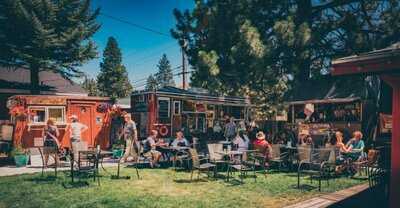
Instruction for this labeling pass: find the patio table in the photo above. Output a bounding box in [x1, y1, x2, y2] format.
[159, 146, 190, 169]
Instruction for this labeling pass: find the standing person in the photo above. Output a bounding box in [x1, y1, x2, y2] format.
[43, 118, 60, 168]
[233, 131, 250, 151]
[248, 121, 259, 141]
[121, 114, 138, 163]
[213, 121, 223, 140]
[143, 130, 162, 168]
[224, 117, 237, 141]
[237, 120, 247, 132]
[69, 115, 88, 143]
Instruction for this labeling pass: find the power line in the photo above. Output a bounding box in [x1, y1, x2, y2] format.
[100, 13, 172, 38]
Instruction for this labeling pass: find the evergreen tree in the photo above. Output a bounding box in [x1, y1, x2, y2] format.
[145, 74, 158, 91]
[172, 0, 400, 118]
[81, 76, 98, 96]
[0, 0, 100, 94]
[97, 36, 133, 100]
[155, 54, 175, 88]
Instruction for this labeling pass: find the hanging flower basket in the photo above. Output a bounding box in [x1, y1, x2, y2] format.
[97, 103, 111, 113]
[9, 106, 29, 120]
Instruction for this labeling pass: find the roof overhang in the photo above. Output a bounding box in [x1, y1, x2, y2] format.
[331, 44, 400, 76]
[133, 90, 251, 106]
[288, 97, 361, 105]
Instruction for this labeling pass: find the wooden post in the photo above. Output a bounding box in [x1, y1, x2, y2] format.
[381, 75, 400, 208]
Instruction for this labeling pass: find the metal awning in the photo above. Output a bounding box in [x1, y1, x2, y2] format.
[288, 97, 361, 105]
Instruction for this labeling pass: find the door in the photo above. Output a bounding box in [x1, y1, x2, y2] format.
[69, 104, 93, 146]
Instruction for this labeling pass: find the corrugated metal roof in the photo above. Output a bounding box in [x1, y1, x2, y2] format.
[332, 42, 400, 65]
[133, 86, 250, 105]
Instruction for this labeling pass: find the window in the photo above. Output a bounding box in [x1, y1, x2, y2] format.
[48, 107, 65, 123]
[173, 101, 181, 115]
[29, 107, 46, 123]
[158, 97, 170, 118]
[28, 106, 66, 124]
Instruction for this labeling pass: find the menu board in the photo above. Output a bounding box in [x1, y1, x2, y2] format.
[380, 113, 392, 133]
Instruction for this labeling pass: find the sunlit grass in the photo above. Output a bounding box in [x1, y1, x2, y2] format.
[0, 167, 365, 208]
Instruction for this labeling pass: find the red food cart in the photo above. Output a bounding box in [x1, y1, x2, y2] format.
[131, 86, 251, 139]
[7, 95, 112, 149]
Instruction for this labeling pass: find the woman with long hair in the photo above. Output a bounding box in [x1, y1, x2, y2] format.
[43, 118, 60, 168]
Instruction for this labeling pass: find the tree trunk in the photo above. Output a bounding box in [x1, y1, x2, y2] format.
[30, 64, 40, 94]
[295, 0, 313, 83]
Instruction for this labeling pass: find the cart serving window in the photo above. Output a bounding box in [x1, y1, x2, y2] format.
[28, 106, 66, 124]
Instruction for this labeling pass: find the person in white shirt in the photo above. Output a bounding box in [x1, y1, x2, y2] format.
[233, 131, 250, 151]
[69, 115, 88, 143]
[171, 131, 189, 147]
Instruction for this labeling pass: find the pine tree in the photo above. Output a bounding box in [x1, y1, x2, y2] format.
[145, 74, 158, 91]
[81, 76, 98, 96]
[97, 36, 133, 100]
[155, 54, 175, 88]
[0, 0, 100, 94]
[171, 0, 400, 118]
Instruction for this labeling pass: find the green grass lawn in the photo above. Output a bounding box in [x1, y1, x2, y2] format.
[0, 167, 365, 208]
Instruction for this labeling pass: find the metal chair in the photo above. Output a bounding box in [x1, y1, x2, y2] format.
[269, 144, 288, 172]
[354, 149, 379, 177]
[113, 141, 143, 180]
[297, 147, 332, 191]
[227, 152, 257, 183]
[189, 148, 216, 181]
[207, 143, 226, 168]
[69, 141, 100, 186]
[38, 146, 58, 177]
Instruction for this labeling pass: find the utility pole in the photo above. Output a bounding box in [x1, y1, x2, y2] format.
[181, 48, 186, 90]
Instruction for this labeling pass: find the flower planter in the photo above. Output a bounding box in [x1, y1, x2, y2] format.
[14, 154, 28, 167]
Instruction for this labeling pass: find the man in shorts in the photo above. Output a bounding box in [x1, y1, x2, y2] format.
[143, 130, 162, 168]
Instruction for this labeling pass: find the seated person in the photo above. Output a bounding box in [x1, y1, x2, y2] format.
[171, 131, 189, 147]
[298, 130, 313, 146]
[155, 136, 169, 161]
[253, 131, 272, 158]
[143, 130, 162, 168]
[233, 130, 250, 152]
[346, 131, 365, 161]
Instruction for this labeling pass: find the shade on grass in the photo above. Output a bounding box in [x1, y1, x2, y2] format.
[0, 168, 365, 208]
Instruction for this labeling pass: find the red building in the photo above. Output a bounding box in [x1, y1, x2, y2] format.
[8, 95, 112, 150]
[332, 43, 400, 208]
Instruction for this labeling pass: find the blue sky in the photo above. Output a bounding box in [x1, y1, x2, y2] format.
[81, 0, 194, 89]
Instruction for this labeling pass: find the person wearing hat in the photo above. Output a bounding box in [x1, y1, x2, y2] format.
[253, 131, 272, 157]
[121, 113, 138, 163]
[69, 115, 88, 143]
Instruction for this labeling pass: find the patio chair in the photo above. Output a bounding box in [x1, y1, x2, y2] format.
[69, 141, 100, 186]
[269, 144, 288, 172]
[227, 152, 257, 183]
[207, 143, 226, 168]
[38, 146, 58, 177]
[189, 148, 216, 181]
[354, 149, 379, 177]
[112, 141, 143, 180]
[297, 147, 332, 191]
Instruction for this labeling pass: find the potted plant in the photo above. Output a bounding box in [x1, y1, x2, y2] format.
[11, 146, 28, 167]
